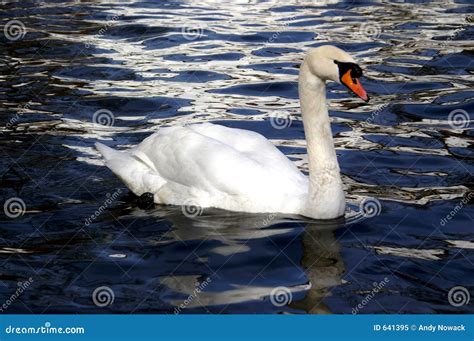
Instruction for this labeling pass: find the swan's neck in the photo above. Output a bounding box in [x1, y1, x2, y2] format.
[299, 62, 345, 218]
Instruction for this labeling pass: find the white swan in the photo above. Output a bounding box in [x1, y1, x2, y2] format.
[96, 45, 369, 219]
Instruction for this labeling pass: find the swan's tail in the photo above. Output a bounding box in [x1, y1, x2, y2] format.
[95, 142, 165, 197]
[95, 142, 128, 164]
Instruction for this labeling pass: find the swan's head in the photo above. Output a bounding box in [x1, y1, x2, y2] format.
[305, 45, 369, 102]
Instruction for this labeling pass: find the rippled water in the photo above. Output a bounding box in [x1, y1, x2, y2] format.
[0, 0, 473, 314]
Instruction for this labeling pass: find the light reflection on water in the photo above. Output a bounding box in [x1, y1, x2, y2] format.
[0, 0, 472, 313]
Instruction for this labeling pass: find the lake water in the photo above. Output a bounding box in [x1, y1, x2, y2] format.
[0, 0, 473, 314]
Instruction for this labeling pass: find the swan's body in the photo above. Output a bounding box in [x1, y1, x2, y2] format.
[96, 46, 369, 219]
[97, 123, 310, 214]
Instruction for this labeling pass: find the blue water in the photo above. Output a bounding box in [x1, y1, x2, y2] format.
[0, 0, 472, 314]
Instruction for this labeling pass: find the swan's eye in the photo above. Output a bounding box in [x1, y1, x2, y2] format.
[352, 65, 363, 78]
[335, 61, 363, 80]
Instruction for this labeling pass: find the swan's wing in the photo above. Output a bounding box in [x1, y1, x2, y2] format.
[188, 123, 302, 176]
[133, 124, 306, 199]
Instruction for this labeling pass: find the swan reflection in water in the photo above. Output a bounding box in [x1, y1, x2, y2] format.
[127, 207, 346, 314]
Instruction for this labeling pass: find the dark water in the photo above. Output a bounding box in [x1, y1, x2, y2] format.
[0, 0, 473, 314]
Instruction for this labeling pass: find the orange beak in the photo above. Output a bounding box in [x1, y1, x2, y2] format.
[341, 69, 369, 102]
